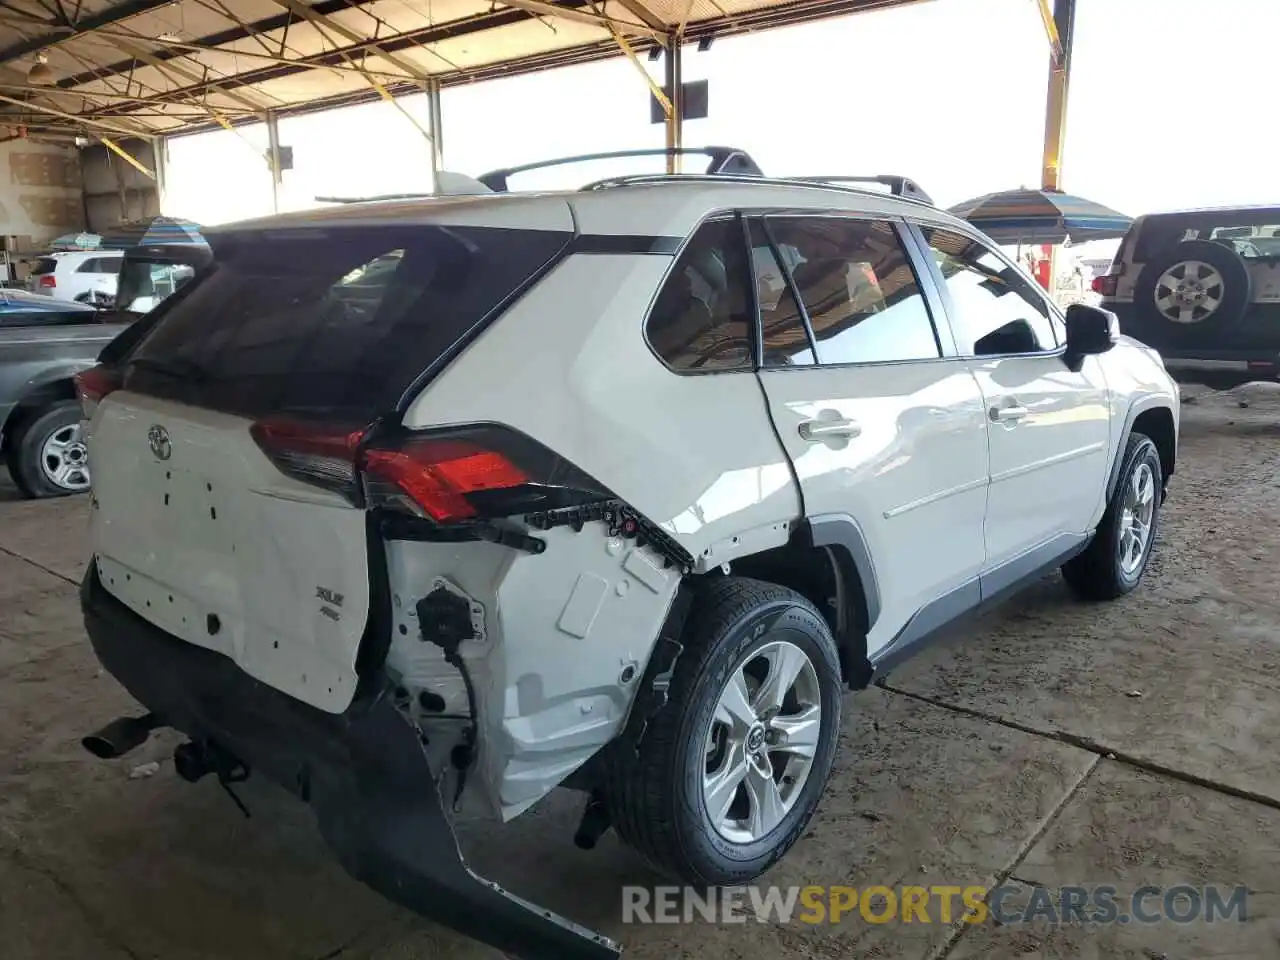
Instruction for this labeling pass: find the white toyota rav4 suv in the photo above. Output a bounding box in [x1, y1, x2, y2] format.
[77, 149, 1178, 960]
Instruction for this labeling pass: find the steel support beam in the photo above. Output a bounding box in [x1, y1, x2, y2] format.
[0, 0, 176, 64]
[1040, 0, 1076, 191]
[99, 135, 157, 179]
[266, 108, 282, 213]
[663, 36, 683, 173]
[153, 135, 168, 211]
[497, 0, 664, 42]
[426, 78, 443, 187]
[52, 0, 384, 91]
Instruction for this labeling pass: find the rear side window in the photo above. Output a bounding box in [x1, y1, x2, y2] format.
[646, 218, 754, 372]
[78, 256, 121, 274]
[126, 225, 570, 419]
[1134, 211, 1280, 261]
[764, 216, 941, 365]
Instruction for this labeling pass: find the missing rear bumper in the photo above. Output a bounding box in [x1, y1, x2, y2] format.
[80, 564, 620, 960]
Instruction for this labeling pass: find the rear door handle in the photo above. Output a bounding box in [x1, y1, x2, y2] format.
[989, 405, 1029, 423]
[799, 417, 861, 441]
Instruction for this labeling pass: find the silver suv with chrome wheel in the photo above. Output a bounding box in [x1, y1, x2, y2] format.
[0, 288, 126, 497]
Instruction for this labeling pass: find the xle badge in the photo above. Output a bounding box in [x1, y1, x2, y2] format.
[316, 586, 343, 622]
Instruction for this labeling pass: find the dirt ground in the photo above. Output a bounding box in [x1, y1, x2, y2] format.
[2, 385, 1279, 960]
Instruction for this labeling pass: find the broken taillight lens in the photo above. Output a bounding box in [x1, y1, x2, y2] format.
[252, 418, 610, 521]
[250, 418, 368, 499]
[74, 364, 121, 419]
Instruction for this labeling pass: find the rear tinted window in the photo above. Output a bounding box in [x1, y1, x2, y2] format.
[645, 218, 754, 372]
[30, 258, 56, 275]
[1134, 210, 1280, 261]
[126, 225, 569, 419]
[78, 256, 122, 274]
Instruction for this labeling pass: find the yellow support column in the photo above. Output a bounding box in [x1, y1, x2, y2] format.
[1039, 0, 1077, 296]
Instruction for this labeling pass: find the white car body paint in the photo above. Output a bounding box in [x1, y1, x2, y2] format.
[87, 177, 1180, 822]
[88, 393, 370, 714]
[27, 250, 123, 304]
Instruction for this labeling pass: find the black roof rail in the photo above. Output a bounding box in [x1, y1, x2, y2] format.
[579, 172, 935, 207]
[789, 175, 933, 205]
[478, 146, 764, 192]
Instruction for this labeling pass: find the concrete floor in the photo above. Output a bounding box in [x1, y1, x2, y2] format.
[2, 386, 1279, 960]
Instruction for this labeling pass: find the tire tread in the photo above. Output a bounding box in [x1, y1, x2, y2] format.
[605, 576, 836, 884]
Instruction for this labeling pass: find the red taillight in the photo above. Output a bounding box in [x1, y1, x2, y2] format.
[1092, 275, 1119, 297]
[38, 274, 56, 289]
[250, 418, 367, 498]
[252, 419, 609, 520]
[74, 364, 121, 418]
[364, 439, 530, 522]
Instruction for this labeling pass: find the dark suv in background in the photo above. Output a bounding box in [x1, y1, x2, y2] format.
[1094, 205, 1280, 388]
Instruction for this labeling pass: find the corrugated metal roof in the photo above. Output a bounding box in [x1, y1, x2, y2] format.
[0, 0, 927, 138]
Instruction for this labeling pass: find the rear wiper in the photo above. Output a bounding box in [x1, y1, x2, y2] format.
[127, 356, 209, 381]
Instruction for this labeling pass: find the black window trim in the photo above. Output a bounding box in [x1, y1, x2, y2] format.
[748, 210, 952, 372]
[909, 218, 1069, 362]
[756, 215, 820, 366]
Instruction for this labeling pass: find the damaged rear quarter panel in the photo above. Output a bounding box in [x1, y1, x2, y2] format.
[394, 250, 803, 816]
[382, 524, 678, 820]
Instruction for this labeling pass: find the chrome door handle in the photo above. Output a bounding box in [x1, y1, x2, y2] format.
[989, 405, 1029, 423]
[799, 417, 861, 441]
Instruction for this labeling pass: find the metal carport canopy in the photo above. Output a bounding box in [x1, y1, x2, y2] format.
[0, 0, 928, 140]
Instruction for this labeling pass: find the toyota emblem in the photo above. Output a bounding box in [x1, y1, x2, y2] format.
[147, 424, 172, 461]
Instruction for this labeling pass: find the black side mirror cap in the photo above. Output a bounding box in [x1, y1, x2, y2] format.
[1063, 303, 1119, 371]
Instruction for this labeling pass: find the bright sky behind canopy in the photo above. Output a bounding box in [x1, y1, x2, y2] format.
[165, 0, 1279, 227]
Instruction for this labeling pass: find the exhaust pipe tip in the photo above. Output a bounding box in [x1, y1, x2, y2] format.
[81, 714, 158, 760]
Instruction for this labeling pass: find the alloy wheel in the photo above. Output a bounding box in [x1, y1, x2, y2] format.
[702, 639, 822, 844]
[1118, 462, 1156, 576]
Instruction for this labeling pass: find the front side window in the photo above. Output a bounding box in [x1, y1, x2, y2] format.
[646, 218, 753, 372]
[764, 216, 941, 365]
[922, 227, 1057, 356]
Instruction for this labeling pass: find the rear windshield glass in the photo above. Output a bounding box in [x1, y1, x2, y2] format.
[30, 257, 56, 275]
[1134, 209, 1280, 262]
[125, 225, 569, 419]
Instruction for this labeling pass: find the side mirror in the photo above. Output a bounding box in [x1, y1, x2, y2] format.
[1063, 303, 1119, 371]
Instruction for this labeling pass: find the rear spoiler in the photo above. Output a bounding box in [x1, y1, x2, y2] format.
[477, 147, 764, 192]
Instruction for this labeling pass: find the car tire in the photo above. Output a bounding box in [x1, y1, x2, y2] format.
[6, 401, 92, 499]
[605, 576, 842, 885]
[1062, 433, 1163, 601]
[1134, 239, 1251, 344]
